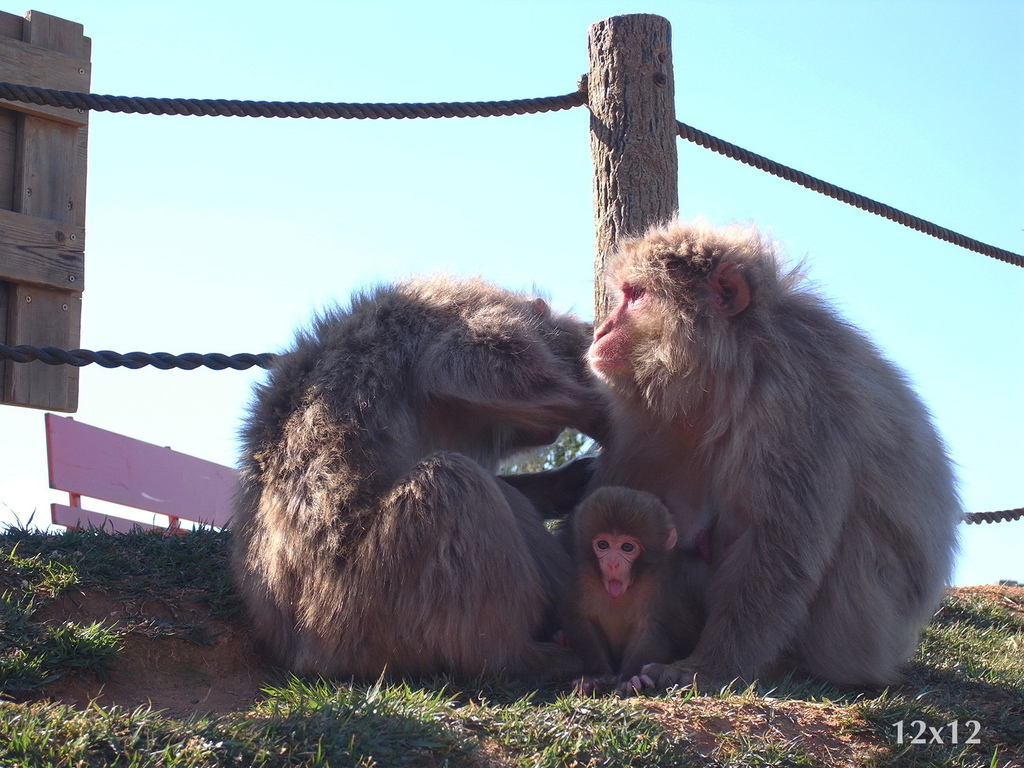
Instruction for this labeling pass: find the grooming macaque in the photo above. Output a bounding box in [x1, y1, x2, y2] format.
[588, 220, 961, 691]
[232, 275, 608, 681]
[562, 486, 702, 696]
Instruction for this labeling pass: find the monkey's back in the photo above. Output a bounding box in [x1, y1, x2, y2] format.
[229, 285, 434, 668]
[706, 284, 961, 678]
[230, 275, 597, 678]
[249, 289, 426, 487]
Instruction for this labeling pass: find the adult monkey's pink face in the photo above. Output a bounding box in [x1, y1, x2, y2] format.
[589, 261, 750, 385]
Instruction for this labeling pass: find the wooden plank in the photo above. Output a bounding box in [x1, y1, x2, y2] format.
[51, 503, 168, 533]
[24, 11, 90, 59]
[0, 108, 16, 210]
[0, 10, 24, 41]
[14, 11, 90, 226]
[0, 35, 90, 127]
[45, 414, 238, 527]
[72, 100, 88, 226]
[2, 11, 89, 411]
[0, 208, 84, 287]
[4, 285, 79, 410]
[0, 280, 8, 391]
[16, 115, 79, 223]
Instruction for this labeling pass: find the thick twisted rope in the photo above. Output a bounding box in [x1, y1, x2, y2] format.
[0, 344, 273, 370]
[0, 342, 1017, 523]
[675, 121, 1024, 268]
[0, 81, 586, 119]
[963, 509, 1024, 525]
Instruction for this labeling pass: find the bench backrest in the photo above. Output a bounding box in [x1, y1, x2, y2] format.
[45, 413, 238, 533]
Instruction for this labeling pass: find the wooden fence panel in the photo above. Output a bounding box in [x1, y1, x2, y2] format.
[46, 413, 238, 530]
[0, 10, 89, 411]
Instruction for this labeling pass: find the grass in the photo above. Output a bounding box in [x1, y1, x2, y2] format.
[1, 526, 1021, 768]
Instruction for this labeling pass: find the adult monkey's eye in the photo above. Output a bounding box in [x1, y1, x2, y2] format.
[621, 283, 644, 304]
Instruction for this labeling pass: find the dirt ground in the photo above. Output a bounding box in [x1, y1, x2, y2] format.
[32, 589, 268, 718]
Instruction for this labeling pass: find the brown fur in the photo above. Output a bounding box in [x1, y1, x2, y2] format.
[562, 486, 702, 695]
[588, 220, 961, 690]
[231, 275, 608, 681]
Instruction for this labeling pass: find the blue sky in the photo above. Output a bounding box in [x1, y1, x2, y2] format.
[0, 1, 1020, 586]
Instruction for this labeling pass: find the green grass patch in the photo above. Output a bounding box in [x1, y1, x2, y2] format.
[1, 538, 123, 693]
[0, 526, 237, 614]
[852, 590, 1024, 767]
[1, 527, 1021, 768]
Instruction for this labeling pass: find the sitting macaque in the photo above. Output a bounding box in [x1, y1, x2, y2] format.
[588, 219, 961, 691]
[561, 486, 702, 696]
[231, 275, 608, 682]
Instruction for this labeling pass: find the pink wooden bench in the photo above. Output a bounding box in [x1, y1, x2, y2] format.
[45, 413, 237, 533]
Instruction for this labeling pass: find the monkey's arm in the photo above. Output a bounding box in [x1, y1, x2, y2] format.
[417, 325, 610, 443]
[646, 453, 848, 690]
[561, 609, 615, 678]
[566, 617, 618, 696]
[614, 621, 675, 696]
[437, 391, 608, 445]
[619, 623, 674, 680]
[500, 457, 597, 519]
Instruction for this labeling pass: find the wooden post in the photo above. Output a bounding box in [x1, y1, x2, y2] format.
[587, 14, 677, 322]
[0, 10, 89, 411]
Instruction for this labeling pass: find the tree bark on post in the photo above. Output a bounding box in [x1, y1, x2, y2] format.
[587, 14, 678, 323]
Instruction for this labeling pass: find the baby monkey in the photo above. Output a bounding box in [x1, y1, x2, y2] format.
[562, 486, 697, 696]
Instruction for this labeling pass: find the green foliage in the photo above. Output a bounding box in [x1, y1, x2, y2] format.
[501, 429, 594, 474]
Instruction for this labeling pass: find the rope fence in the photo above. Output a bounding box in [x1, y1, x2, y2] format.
[0, 340, 1018, 525]
[964, 509, 1024, 525]
[0, 344, 273, 370]
[673, 121, 1024, 268]
[0, 81, 587, 120]
[1, 79, 1020, 267]
[0, 80, 1019, 524]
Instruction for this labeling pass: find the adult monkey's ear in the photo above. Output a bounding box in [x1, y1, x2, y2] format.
[709, 262, 750, 317]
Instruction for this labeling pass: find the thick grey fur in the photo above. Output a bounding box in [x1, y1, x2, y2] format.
[232, 275, 606, 680]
